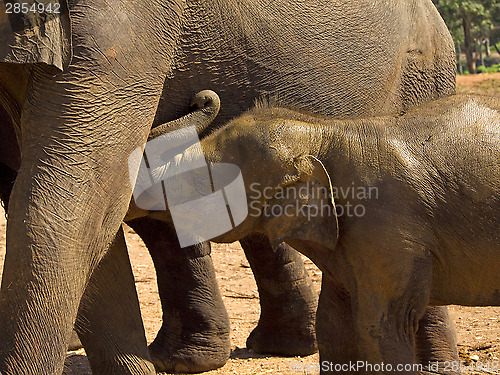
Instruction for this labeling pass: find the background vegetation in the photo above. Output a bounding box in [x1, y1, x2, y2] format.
[433, 0, 500, 74]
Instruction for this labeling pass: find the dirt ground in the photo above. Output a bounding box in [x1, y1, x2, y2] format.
[456, 72, 500, 96]
[0, 74, 499, 374]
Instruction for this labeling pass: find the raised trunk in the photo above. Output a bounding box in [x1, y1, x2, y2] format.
[148, 90, 220, 141]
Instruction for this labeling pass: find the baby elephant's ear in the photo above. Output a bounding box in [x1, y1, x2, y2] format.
[264, 155, 338, 252]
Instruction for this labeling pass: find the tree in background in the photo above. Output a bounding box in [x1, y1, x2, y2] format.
[433, 0, 500, 74]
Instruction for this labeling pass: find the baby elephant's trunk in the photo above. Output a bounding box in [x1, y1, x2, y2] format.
[148, 90, 220, 140]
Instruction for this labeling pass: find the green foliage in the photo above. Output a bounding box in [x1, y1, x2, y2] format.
[433, 0, 500, 74]
[476, 62, 500, 71]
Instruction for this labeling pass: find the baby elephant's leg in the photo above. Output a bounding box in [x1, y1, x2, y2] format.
[416, 306, 460, 375]
[317, 244, 432, 374]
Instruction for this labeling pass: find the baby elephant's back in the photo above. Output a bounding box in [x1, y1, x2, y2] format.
[425, 94, 499, 190]
[400, 94, 500, 188]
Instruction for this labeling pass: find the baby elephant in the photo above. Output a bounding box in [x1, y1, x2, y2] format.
[131, 92, 499, 374]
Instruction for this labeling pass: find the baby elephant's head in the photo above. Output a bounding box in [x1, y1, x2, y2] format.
[127, 91, 338, 253]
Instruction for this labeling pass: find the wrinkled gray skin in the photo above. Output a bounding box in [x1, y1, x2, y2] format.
[0, 0, 459, 374]
[145, 93, 499, 374]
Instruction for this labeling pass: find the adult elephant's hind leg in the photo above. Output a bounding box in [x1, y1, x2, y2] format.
[75, 227, 155, 375]
[128, 218, 231, 373]
[240, 234, 318, 356]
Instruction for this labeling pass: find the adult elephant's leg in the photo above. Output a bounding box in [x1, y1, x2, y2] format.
[0, 93, 156, 374]
[0, 104, 88, 354]
[240, 234, 318, 355]
[128, 218, 231, 373]
[75, 227, 155, 375]
[416, 307, 460, 375]
[0, 1, 183, 372]
[0, 70, 164, 375]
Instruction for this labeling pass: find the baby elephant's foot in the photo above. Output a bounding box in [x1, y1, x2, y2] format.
[416, 306, 460, 375]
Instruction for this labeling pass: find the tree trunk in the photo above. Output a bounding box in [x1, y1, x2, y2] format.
[485, 37, 491, 57]
[478, 40, 484, 67]
[457, 42, 463, 75]
[462, 10, 476, 74]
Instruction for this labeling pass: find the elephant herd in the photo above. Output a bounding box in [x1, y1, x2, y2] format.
[0, 0, 498, 374]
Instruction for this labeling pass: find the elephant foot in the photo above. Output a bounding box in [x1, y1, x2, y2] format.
[247, 320, 317, 356]
[148, 329, 230, 373]
[147, 247, 230, 373]
[245, 281, 318, 356]
[147, 267, 231, 374]
[128, 219, 231, 373]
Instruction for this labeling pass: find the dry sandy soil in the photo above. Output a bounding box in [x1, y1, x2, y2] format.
[0, 74, 499, 374]
[456, 73, 500, 96]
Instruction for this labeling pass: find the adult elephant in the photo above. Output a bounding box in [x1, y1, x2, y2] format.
[0, 0, 458, 374]
[0, 94, 317, 371]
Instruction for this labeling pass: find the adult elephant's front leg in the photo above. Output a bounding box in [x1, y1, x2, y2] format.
[76, 227, 155, 375]
[0, 72, 163, 375]
[128, 218, 231, 373]
[0, 1, 183, 371]
[240, 234, 318, 356]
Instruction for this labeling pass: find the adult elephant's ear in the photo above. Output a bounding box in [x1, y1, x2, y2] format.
[264, 155, 338, 252]
[0, 0, 72, 72]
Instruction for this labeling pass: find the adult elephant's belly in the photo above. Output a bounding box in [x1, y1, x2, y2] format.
[153, 0, 456, 129]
